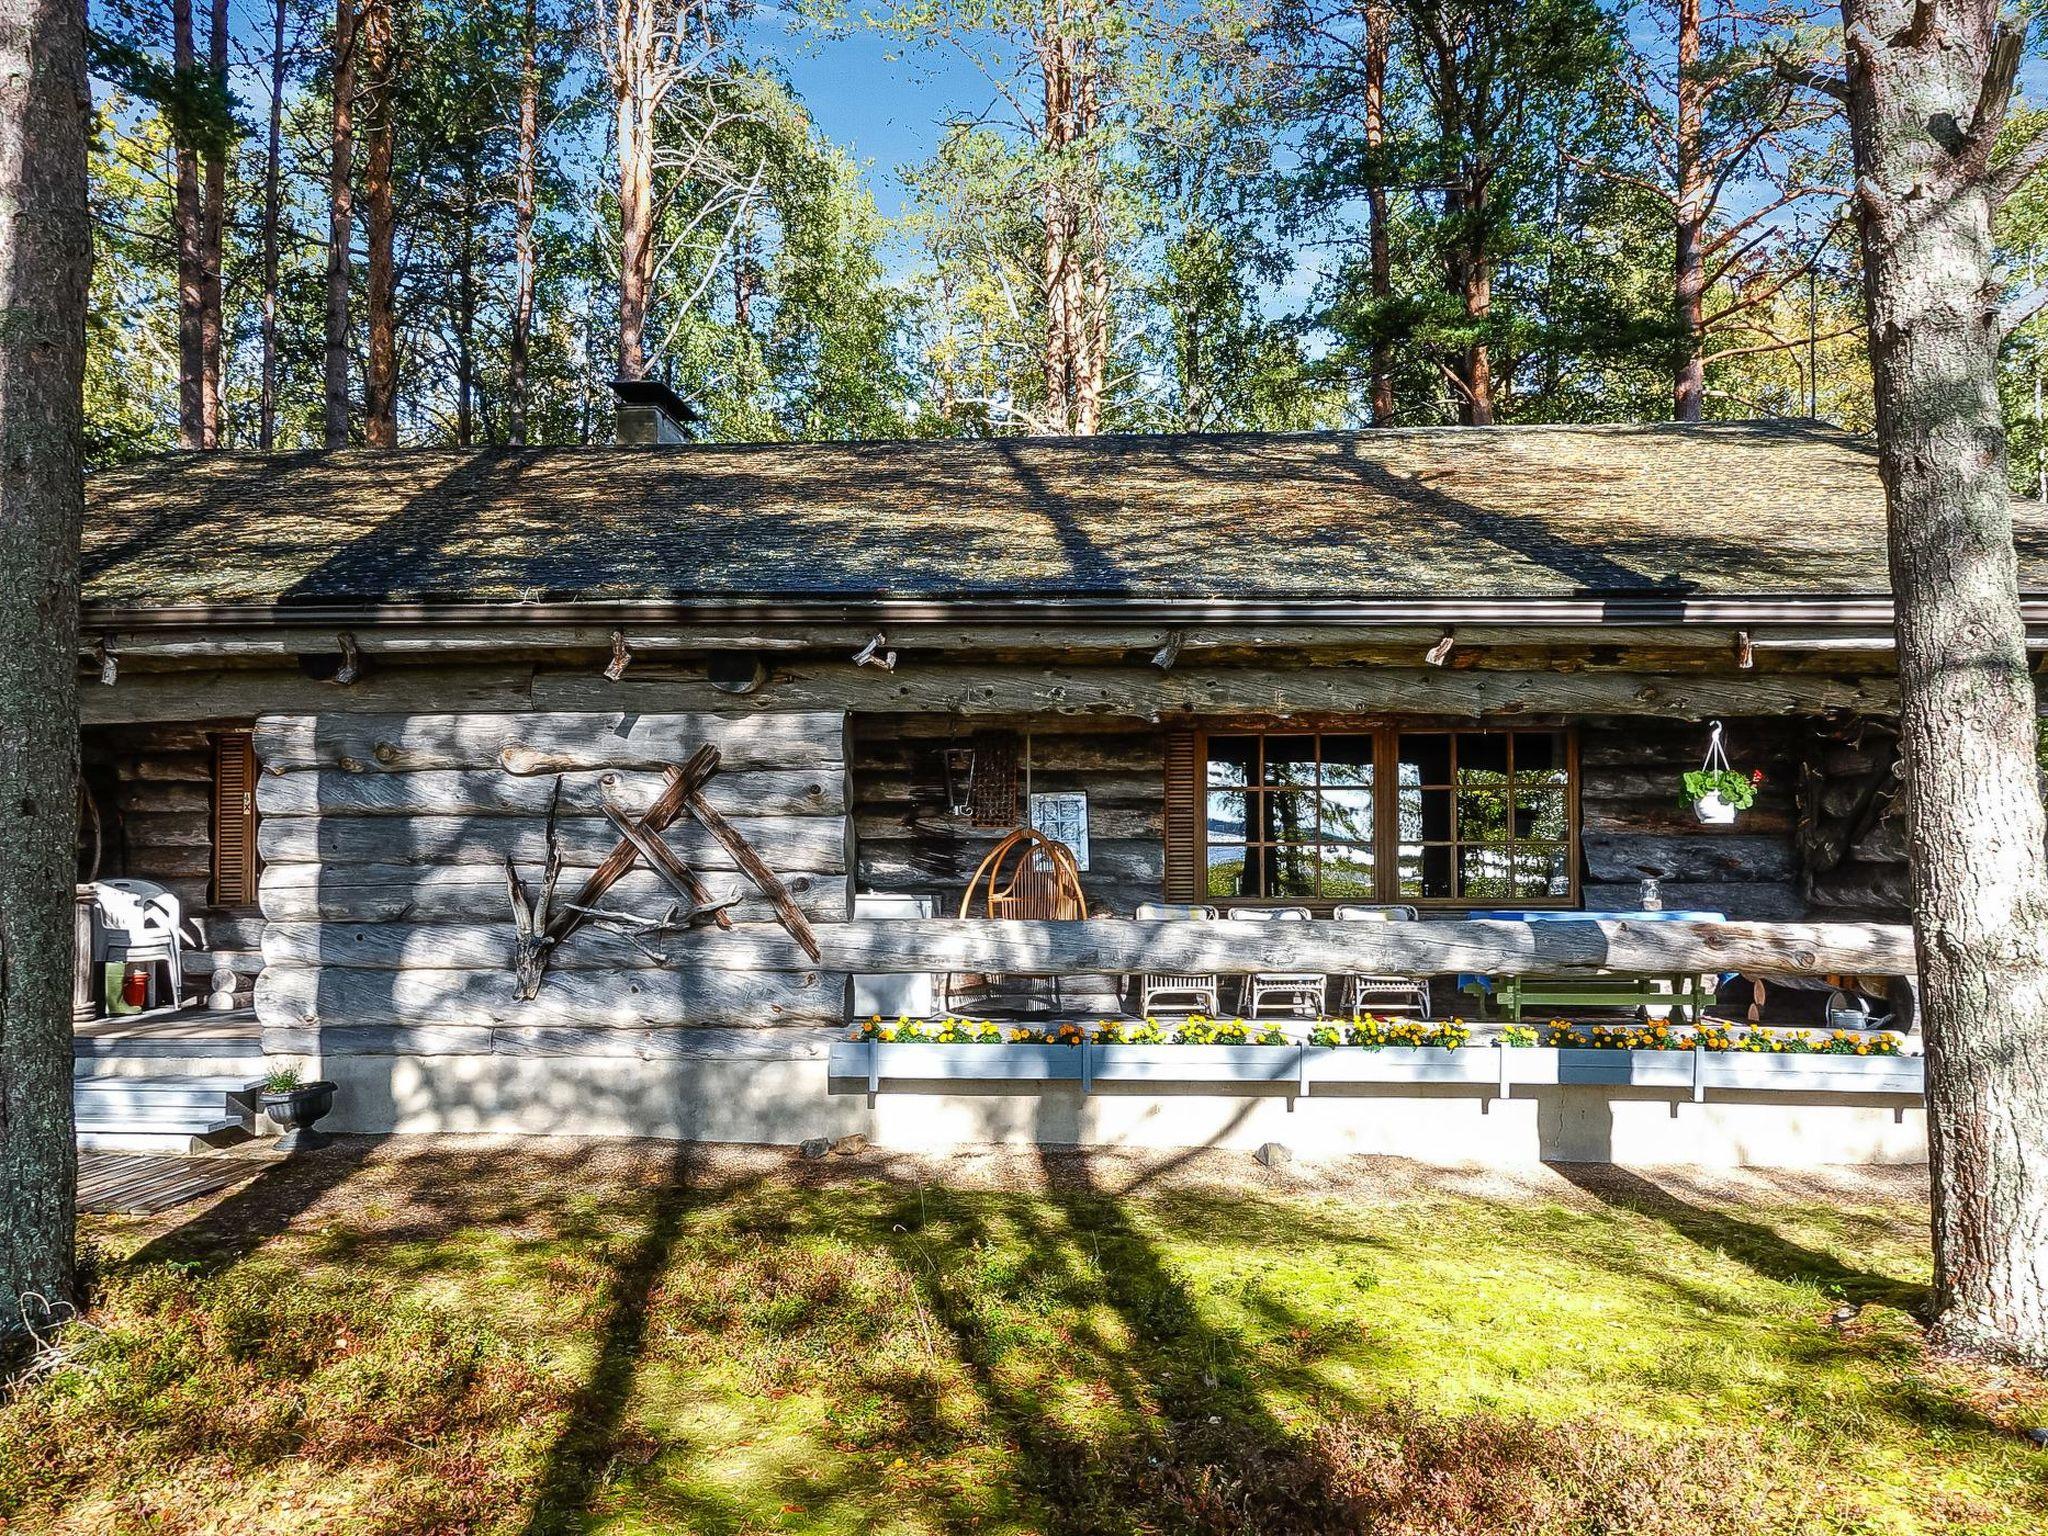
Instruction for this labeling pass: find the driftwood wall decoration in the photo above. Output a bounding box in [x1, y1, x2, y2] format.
[502, 740, 824, 996]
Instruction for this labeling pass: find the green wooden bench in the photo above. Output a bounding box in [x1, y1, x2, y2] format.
[1464, 973, 1712, 1024]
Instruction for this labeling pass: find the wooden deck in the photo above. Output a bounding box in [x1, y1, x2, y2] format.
[76, 1151, 273, 1215]
[74, 1005, 259, 1043]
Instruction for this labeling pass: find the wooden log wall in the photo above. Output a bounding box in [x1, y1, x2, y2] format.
[851, 716, 1166, 916]
[1576, 717, 1814, 921]
[252, 710, 853, 1057]
[81, 723, 266, 1001]
[1798, 728, 1911, 918]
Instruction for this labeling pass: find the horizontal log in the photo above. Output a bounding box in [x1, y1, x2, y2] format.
[1580, 766, 1795, 804]
[112, 781, 211, 815]
[255, 964, 843, 1031]
[262, 920, 818, 973]
[1579, 799, 1795, 837]
[1806, 861, 1912, 913]
[258, 864, 850, 924]
[86, 620, 1934, 662]
[1580, 833, 1797, 884]
[84, 666, 539, 725]
[114, 846, 212, 879]
[1579, 881, 1809, 922]
[855, 735, 1164, 775]
[857, 836, 1163, 890]
[256, 812, 848, 872]
[853, 804, 1159, 842]
[532, 662, 1908, 720]
[261, 1022, 840, 1060]
[118, 811, 212, 848]
[254, 709, 846, 775]
[104, 752, 213, 784]
[256, 766, 844, 820]
[802, 916, 1913, 979]
[854, 769, 1162, 807]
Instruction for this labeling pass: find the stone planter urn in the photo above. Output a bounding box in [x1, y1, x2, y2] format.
[262, 1081, 337, 1152]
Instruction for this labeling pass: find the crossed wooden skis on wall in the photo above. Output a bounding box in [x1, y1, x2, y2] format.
[504, 743, 822, 1000]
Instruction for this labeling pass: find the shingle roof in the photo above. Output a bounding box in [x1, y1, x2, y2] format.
[80, 420, 2048, 609]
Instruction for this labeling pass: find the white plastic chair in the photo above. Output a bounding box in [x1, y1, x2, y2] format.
[1332, 904, 1432, 1018]
[1227, 906, 1326, 1019]
[92, 878, 184, 1011]
[1132, 903, 1221, 1016]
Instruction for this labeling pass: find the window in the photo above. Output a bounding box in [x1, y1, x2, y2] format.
[1170, 726, 1575, 909]
[1203, 733, 1376, 900]
[212, 731, 258, 907]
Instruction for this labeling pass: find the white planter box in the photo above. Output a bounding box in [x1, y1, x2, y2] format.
[825, 1040, 1925, 1099]
[1091, 1043, 1299, 1083]
[1306, 1046, 1497, 1085]
[1698, 1051, 1923, 1095]
[830, 1040, 1082, 1084]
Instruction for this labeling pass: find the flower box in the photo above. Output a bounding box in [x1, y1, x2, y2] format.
[1306, 1046, 1498, 1086]
[833, 1040, 1082, 1084]
[1090, 1043, 1300, 1083]
[1696, 1052, 1923, 1095]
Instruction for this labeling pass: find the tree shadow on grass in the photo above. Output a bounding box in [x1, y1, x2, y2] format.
[123, 1134, 387, 1272]
[1548, 1162, 1928, 1313]
[518, 1141, 706, 1536]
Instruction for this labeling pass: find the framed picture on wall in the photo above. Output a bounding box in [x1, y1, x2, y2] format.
[1030, 791, 1090, 871]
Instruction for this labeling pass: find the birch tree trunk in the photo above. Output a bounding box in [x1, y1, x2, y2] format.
[1842, 0, 2048, 1362]
[323, 0, 357, 447]
[258, 0, 287, 450]
[172, 0, 205, 448]
[197, 0, 228, 446]
[360, 0, 398, 448]
[1036, 6, 1106, 436]
[0, 0, 86, 1341]
[507, 0, 539, 443]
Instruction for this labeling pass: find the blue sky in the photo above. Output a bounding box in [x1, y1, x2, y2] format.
[752, 10, 997, 221]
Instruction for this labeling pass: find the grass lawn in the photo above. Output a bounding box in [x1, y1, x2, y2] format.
[3, 1140, 2044, 1535]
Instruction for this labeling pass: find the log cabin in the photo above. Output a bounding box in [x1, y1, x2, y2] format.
[71, 393, 2048, 1166]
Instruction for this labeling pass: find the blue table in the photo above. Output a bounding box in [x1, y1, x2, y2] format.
[1459, 910, 1727, 1022]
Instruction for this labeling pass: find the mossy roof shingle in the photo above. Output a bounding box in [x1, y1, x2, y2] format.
[81, 420, 2048, 608]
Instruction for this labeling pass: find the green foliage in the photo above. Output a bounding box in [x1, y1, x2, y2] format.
[1680, 766, 1762, 810]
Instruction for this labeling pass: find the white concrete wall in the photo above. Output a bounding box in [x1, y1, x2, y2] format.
[300, 1046, 1927, 1168]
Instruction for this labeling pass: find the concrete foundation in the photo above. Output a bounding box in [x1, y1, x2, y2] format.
[304, 1048, 1928, 1168]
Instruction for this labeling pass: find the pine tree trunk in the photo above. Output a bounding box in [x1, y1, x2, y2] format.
[455, 208, 475, 446]
[1038, 19, 1075, 432]
[1844, 0, 2048, 1362]
[1364, 0, 1393, 425]
[361, 0, 397, 448]
[172, 0, 205, 448]
[613, 2, 652, 385]
[507, 0, 538, 444]
[1671, 0, 1705, 422]
[324, 0, 357, 447]
[198, 0, 228, 447]
[258, 0, 287, 450]
[0, 0, 87, 1343]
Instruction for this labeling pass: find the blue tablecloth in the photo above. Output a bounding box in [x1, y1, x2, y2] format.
[1456, 911, 1728, 994]
[1464, 910, 1726, 924]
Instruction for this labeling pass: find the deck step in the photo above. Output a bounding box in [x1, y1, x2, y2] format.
[73, 1070, 261, 1153]
[75, 1076, 262, 1113]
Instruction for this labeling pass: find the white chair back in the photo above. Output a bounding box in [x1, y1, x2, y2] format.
[1229, 906, 1311, 922]
[1333, 904, 1419, 923]
[1137, 902, 1218, 920]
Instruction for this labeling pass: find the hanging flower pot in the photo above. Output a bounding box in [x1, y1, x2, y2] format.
[1679, 721, 1762, 825]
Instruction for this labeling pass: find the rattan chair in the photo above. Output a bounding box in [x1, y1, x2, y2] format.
[944, 827, 1088, 1014]
[1131, 903, 1221, 1016]
[1227, 906, 1326, 1019]
[1332, 904, 1432, 1018]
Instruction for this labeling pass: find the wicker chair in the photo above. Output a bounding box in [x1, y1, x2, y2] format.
[1227, 906, 1326, 1020]
[1332, 904, 1432, 1018]
[1131, 903, 1221, 1016]
[944, 827, 1088, 1014]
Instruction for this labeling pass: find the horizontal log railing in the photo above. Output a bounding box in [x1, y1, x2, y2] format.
[804, 918, 1915, 981]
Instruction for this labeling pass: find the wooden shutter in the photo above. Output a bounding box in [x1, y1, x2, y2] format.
[1162, 729, 1201, 902]
[212, 731, 258, 907]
